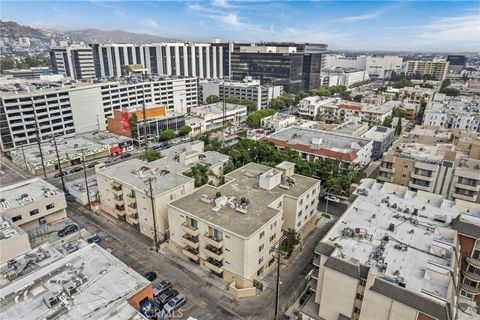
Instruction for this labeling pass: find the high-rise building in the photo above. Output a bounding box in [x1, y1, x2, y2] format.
[405, 58, 450, 81]
[50, 44, 96, 80]
[446, 55, 467, 73]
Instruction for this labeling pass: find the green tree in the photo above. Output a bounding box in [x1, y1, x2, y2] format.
[339, 91, 352, 100]
[382, 116, 393, 127]
[183, 163, 213, 187]
[440, 79, 451, 91]
[160, 129, 176, 141]
[206, 95, 220, 104]
[143, 150, 162, 162]
[312, 87, 330, 96]
[353, 95, 363, 102]
[441, 87, 460, 96]
[416, 101, 427, 124]
[279, 95, 296, 106]
[246, 108, 276, 128]
[279, 228, 300, 257]
[179, 125, 192, 136]
[328, 85, 347, 94]
[270, 98, 285, 109]
[226, 95, 240, 104]
[128, 113, 138, 140]
[392, 107, 407, 118]
[239, 98, 257, 112]
[295, 91, 309, 103]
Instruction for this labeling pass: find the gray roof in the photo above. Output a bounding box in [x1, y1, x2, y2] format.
[314, 242, 335, 256]
[370, 278, 451, 320]
[451, 216, 480, 239]
[324, 256, 360, 279]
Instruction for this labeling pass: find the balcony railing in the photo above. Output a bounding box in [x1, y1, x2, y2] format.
[408, 181, 431, 191]
[181, 222, 199, 237]
[411, 172, 434, 182]
[204, 257, 223, 274]
[183, 246, 200, 262]
[113, 196, 124, 205]
[455, 181, 480, 192]
[460, 283, 480, 295]
[452, 191, 477, 202]
[462, 270, 480, 282]
[204, 235, 224, 249]
[182, 234, 200, 249]
[466, 257, 480, 268]
[205, 245, 224, 261]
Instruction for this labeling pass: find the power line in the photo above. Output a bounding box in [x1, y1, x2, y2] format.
[145, 177, 159, 252]
[82, 149, 92, 211]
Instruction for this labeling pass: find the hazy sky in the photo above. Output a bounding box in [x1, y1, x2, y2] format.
[2, 0, 479, 51]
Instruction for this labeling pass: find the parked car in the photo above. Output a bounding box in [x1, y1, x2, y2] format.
[69, 166, 82, 173]
[54, 171, 66, 178]
[105, 157, 118, 164]
[86, 234, 102, 244]
[143, 271, 157, 282]
[155, 289, 178, 306]
[299, 288, 313, 306]
[153, 280, 172, 297]
[162, 293, 186, 314]
[87, 161, 99, 168]
[58, 224, 79, 237]
[120, 152, 132, 159]
[324, 195, 340, 203]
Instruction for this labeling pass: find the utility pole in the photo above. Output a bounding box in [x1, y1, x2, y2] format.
[142, 93, 148, 153]
[20, 145, 27, 170]
[96, 115, 101, 132]
[52, 134, 66, 192]
[33, 122, 47, 179]
[81, 149, 92, 211]
[222, 80, 226, 127]
[272, 236, 287, 320]
[145, 177, 159, 252]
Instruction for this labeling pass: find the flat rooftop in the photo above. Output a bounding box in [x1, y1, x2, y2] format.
[169, 162, 319, 238]
[363, 126, 394, 141]
[190, 102, 247, 115]
[78, 131, 132, 146]
[387, 142, 461, 163]
[0, 244, 149, 320]
[10, 136, 108, 164]
[0, 215, 25, 243]
[322, 179, 477, 302]
[267, 126, 371, 153]
[0, 178, 62, 213]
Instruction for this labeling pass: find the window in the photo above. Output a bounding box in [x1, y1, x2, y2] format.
[30, 209, 40, 216]
[270, 234, 276, 242]
[356, 293, 363, 300]
[258, 257, 264, 265]
[297, 221, 301, 227]
[277, 201, 282, 208]
[46, 203, 55, 210]
[259, 231, 265, 239]
[297, 210, 302, 217]
[360, 278, 367, 286]
[460, 290, 473, 299]
[12, 215, 22, 222]
[170, 193, 176, 201]
[353, 307, 360, 314]
[270, 220, 277, 230]
[299, 199, 304, 205]
[259, 244, 264, 252]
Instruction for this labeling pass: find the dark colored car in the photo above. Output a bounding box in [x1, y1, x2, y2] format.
[54, 171, 66, 178]
[299, 288, 313, 306]
[153, 280, 172, 296]
[87, 161, 99, 168]
[69, 166, 82, 173]
[143, 271, 157, 282]
[105, 157, 118, 164]
[120, 152, 132, 159]
[156, 289, 178, 306]
[58, 224, 79, 237]
[87, 234, 102, 244]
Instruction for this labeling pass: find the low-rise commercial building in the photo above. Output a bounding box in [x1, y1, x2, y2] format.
[362, 126, 395, 160]
[168, 162, 320, 297]
[0, 243, 152, 320]
[3, 67, 50, 79]
[263, 126, 373, 166]
[199, 78, 283, 110]
[189, 103, 247, 130]
[96, 141, 229, 240]
[0, 178, 67, 231]
[306, 179, 465, 320]
[406, 59, 450, 81]
[261, 113, 296, 130]
[320, 68, 369, 88]
[0, 215, 31, 264]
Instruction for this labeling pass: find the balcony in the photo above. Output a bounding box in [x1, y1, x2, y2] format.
[312, 255, 320, 267]
[466, 257, 480, 268]
[460, 283, 480, 295]
[452, 191, 478, 202]
[455, 181, 480, 192]
[379, 165, 395, 173]
[113, 196, 124, 205]
[183, 246, 200, 262]
[408, 181, 431, 192]
[463, 270, 480, 282]
[181, 222, 199, 237]
[128, 214, 139, 224]
[126, 192, 136, 199]
[377, 174, 393, 183]
[308, 278, 318, 292]
[182, 234, 200, 249]
[205, 245, 224, 261]
[115, 205, 126, 216]
[204, 235, 224, 249]
[411, 172, 434, 182]
[204, 257, 223, 274]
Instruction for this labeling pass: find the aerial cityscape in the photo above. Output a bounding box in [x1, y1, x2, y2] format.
[0, 1, 479, 320]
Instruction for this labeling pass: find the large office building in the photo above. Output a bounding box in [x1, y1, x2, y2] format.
[405, 59, 450, 81]
[263, 126, 373, 166]
[324, 54, 403, 79]
[303, 178, 475, 320]
[0, 178, 67, 231]
[320, 68, 370, 88]
[199, 78, 283, 110]
[0, 77, 197, 151]
[168, 162, 320, 297]
[96, 141, 229, 240]
[446, 55, 467, 73]
[50, 44, 96, 80]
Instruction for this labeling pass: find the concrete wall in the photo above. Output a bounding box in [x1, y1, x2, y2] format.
[0, 229, 31, 264]
[319, 268, 358, 320]
[69, 86, 105, 133]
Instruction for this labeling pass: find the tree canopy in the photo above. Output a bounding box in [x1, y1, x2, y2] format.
[270, 98, 285, 109]
[142, 150, 162, 162]
[246, 108, 276, 128]
[160, 129, 176, 141]
[179, 125, 192, 136]
[206, 95, 220, 104]
[226, 95, 240, 104]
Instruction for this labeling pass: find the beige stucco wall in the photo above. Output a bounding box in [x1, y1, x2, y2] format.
[0, 231, 31, 264]
[319, 268, 358, 320]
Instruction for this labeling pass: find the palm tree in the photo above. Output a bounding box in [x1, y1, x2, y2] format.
[184, 163, 214, 187]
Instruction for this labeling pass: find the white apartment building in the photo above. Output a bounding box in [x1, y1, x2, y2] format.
[423, 94, 480, 133]
[168, 162, 320, 297]
[320, 68, 369, 88]
[299, 96, 396, 125]
[189, 102, 247, 130]
[50, 45, 96, 80]
[304, 179, 468, 320]
[96, 141, 229, 240]
[324, 55, 403, 79]
[0, 178, 67, 231]
[0, 77, 197, 151]
[199, 78, 283, 110]
[261, 113, 296, 130]
[91, 42, 226, 79]
[406, 59, 450, 81]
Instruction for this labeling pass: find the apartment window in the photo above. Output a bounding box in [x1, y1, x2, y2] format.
[259, 244, 264, 252]
[297, 210, 302, 217]
[12, 215, 22, 222]
[353, 307, 360, 314]
[277, 201, 282, 208]
[460, 290, 473, 299]
[30, 209, 40, 216]
[270, 234, 276, 242]
[259, 231, 265, 239]
[299, 199, 304, 205]
[473, 249, 480, 260]
[356, 293, 364, 300]
[360, 278, 367, 286]
[46, 203, 55, 210]
[297, 221, 301, 227]
[270, 221, 277, 230]
[258, 257, 264, 265]
[170, 193, 176, 201]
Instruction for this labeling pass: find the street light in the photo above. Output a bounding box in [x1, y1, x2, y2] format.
[324, 186, 335, 215]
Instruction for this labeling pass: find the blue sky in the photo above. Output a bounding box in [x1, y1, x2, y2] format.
[2, 0, 479, 51]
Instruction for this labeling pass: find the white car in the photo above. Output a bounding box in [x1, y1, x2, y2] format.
[325, 195, 340, 203]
